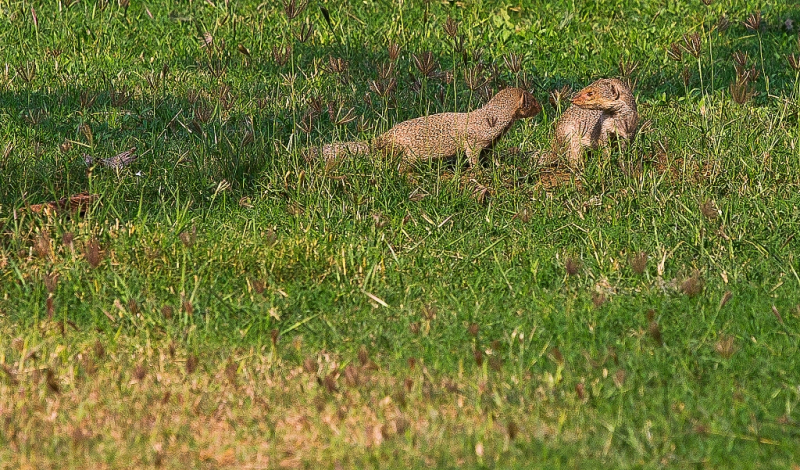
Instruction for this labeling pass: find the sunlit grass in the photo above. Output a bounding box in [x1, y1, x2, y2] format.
[2, 0, 800, 468]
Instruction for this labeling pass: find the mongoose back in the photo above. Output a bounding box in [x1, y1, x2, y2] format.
[307, 88, 541, 167]
[549, 78, 638, 169]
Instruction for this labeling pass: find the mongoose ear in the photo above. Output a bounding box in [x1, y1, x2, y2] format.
[518, 93, 526, 109]
[610, 82, 621, 100]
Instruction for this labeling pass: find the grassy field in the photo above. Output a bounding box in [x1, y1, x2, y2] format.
[2, 0, 800, 467]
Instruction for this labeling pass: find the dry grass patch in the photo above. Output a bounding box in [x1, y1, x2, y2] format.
[0, 321, 592, 469]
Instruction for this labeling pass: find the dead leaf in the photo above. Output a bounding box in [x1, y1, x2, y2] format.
[26, 193, 99, 217]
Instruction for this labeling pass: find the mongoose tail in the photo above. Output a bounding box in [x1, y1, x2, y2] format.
[302, 141, 371, 165]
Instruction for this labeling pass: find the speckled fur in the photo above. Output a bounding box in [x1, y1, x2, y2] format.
[308, 88, 540, 168]
[549, 78, 638, 168]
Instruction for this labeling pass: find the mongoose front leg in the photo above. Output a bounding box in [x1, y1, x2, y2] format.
[614, 136, 629, 153]
[611, 136, 631, 173]
[601, 145, 612, 160]
[602, 128, 628, 160]
[567, 134, 584, 170]
[465, 144, 485, 169]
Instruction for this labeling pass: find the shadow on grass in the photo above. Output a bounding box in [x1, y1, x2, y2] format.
[2, 4, 800, 210]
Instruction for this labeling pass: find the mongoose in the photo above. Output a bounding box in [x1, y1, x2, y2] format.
[307, 87, 541, 168]
[545, 78, 638, 169]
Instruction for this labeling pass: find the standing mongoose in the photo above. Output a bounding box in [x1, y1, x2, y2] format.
[306, 87, 541, 168]
[544, 78, 638, 169]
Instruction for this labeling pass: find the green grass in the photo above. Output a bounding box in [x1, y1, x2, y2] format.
[2, 0, 800, 468]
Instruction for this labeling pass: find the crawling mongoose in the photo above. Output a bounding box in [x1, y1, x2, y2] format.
[307, 87, 541, 168]
[545, 78, 638, 169]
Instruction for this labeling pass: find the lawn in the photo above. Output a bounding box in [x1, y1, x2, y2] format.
[1, 0, 800, 468]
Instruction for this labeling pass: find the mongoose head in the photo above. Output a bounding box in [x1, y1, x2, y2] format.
[571, 78, 632, 111]
[515, 89, 542, 119]
[488, 87, 542, 119]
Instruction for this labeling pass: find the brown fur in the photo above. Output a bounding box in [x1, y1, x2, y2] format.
[307, 88, 541, 168]
[544, 78, 638, 169]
